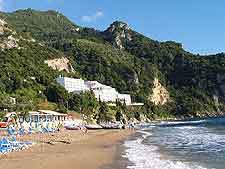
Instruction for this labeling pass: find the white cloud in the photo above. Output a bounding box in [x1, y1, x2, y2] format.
[0, 0, 4, 11]
[81, 11, 104, 22]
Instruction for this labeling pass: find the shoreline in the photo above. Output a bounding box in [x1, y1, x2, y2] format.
[105, 131, 135, 169]
[115, 135, 136, 169]
[0, 129, 135, 169]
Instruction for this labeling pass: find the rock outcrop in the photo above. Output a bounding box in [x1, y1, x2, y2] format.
[0, 19, 6, 35]
[0, 35, 19, 49]
[150, 78, 170, 105]
[44, 57, 74, 73]
[217, 74, 225, 102]
[0, 18, 19, 50]
[104, 21, 132, 49]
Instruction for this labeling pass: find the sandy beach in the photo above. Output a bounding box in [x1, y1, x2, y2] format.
[0, 129, 135, 169]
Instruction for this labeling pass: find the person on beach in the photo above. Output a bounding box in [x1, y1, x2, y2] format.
[131, 122, 135, 130]
[127, 121, 135, 130]
[80, 125, 88, 134]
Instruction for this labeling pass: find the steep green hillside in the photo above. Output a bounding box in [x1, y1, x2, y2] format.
[103, 21, 225, 117]
[0, 13, 71, 112]
[0, 9, 80, 41]
[0, 9, 225, 119]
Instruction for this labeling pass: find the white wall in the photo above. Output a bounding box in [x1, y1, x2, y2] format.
[56, 77, 88, 93]
[56, 76, 132, 104]
[117, 94, 132, 105]
[93, 87, 118, 102]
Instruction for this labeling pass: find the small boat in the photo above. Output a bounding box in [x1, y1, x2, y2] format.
[65, 126, 80, 130]
[85, 124, 102, 130]
[100, 123, 123, 129]
[65, 124, 80, 130]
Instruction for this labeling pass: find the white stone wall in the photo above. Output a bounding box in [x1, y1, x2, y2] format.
[117, 94, 132, 105]
[56, 76, 132, 104]
[93, 87, 118, 102]
[56, 77, 88, 93]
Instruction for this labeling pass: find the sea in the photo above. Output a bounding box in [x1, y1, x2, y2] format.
[122, 117, 225, 169]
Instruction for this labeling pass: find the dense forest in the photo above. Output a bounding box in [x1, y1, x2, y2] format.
[0, 9, 224, 122]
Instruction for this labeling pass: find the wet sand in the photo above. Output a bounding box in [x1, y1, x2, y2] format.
[0, 129, 135, 169]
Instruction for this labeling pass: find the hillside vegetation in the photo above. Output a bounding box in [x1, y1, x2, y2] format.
[0, 9, 224, 120]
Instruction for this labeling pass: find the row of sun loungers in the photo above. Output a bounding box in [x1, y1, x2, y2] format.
[7, 126, 59, 136]
[0, 137, 32, 154]
[0, 125, 60, 155]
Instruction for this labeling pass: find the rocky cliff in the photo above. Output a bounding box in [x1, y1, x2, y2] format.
[0, 9, 224, 118]
[0, 19, 19, 50]
[150, 78, 170, 105]
[45, 57, 74, 73]
[103, 21, 133, 49]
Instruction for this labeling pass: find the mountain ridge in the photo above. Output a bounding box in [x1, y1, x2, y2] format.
[0, 9, 225, 119]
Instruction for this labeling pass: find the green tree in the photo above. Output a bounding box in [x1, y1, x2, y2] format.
[97, 102, 112, 123]
[0, 112, 6, 121]
[115, 101, 124, 122]
[68, 93, 81, 111]
[80, 91, 98, 123]
[45, 83, 69, 105]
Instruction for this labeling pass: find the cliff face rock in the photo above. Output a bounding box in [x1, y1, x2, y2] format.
[0, 9, 224, 118]
[133, 72, 139, 84]
[0, 35, 19, 49]
[0, 34, 19, 50]
[0, 19, 6, 35]
[0, 19, 6, 25]
[150, 78, 170, 105]
[104, 21, 132, 49]
[217, 74, 225, 101]
[0, 18, 19, 50]
[44, 57, 74, 73]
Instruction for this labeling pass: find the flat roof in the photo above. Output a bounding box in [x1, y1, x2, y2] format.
[28, 111, 53, 116]
[38, 110, 67, 116]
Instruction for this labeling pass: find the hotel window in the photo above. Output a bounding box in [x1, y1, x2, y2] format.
[25, 116, 30, 123]
[34, 115, 38, 122]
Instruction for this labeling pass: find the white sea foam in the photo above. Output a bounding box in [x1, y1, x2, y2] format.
[159, 119, 206, 126]
[123, 130, 206, 169]
[138, 130, 152, 139]
[174, 126, 199, 129]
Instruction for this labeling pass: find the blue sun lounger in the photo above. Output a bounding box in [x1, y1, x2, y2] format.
[0, 137, 12, 153]
[7, 128, 16, 136]
[18, 128, 26, 136]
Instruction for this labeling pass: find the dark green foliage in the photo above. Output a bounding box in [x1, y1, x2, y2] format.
[0, 9, 80, 42]
[115, 102, 124, 121]
[97, 102, 112, 123]
[57, 104, 68, 113]
[0, 9, 224, 119]
[70, 39, 144, 93]
[79, 92, 99, 122]
[45, 83, 69, 104]
[68, 93, 81, 112]
[115, 110, 123, 122]
[0, 112, 6, 121]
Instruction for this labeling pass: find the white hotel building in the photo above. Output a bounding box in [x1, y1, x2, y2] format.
[56, 76, 132, 105]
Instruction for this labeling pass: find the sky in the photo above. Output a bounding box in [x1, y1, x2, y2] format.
[1, 0, 225, 55]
